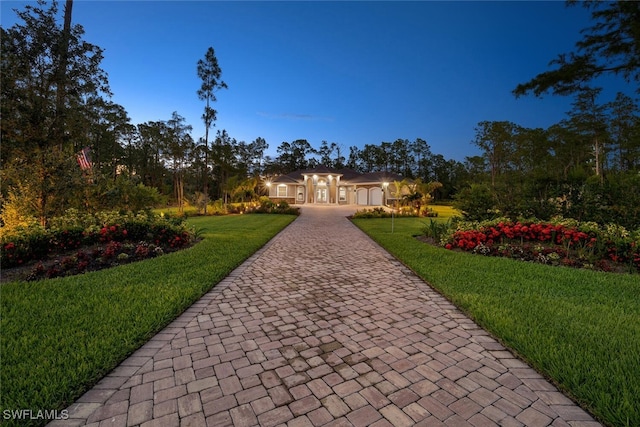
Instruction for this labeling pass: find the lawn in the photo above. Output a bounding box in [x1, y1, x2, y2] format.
[427, 203, 460, 220]
[0, 213, 296, 426]
[353, 216, 640, 427]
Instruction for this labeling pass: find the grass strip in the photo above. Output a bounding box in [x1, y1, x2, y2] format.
[353, 217, 639, 427]
[0, 214, 295, 426]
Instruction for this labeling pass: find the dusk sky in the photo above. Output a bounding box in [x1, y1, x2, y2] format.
[1, 1, 634, 161]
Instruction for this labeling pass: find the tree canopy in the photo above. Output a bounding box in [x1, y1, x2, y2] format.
[513, 1, 640, 97]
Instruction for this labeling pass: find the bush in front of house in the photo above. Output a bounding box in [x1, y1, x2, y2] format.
[351, 207, 419, 219]
[249, 197, 300, 215]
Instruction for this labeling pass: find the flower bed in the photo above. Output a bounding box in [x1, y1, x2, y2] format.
[1, 210, 195, 281]
[443, 218, 640, 273]
[14, 240, 192, 282]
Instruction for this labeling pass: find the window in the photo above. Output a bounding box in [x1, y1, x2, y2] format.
[277, 185, 287, 197]
[339, 187, 346, 201]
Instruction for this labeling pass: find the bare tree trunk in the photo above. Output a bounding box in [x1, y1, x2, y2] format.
[203, 147, 208, 214]
[594, 136, 603, 182]
[38, 151, 48, 227]
[179, 175, 184, 213]
[53, 0, 73, 148]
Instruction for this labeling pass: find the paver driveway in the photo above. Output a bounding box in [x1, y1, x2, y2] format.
[53, 205, 600, 427]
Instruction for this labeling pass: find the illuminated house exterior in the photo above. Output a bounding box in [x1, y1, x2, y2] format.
[266, 166, 404, 206]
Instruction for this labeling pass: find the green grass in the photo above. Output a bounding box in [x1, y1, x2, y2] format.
[427, 204, 461, 220]
[0, 214, 296, 425]
[353, 217, 640, 427]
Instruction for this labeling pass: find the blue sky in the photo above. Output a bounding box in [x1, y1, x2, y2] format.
[1, 1, 634, 161]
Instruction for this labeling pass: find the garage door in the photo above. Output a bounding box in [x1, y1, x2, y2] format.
[370, 188, 382, 206]
[356, 188, 368, 205]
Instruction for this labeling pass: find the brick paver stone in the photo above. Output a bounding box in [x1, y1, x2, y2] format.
[51, 206, 601, 427]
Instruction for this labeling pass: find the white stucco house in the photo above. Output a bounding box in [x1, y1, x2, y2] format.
[265, 166, 405, 206]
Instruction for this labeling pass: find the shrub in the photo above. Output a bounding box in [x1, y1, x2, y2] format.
[134, 243, 150, 259]
[354, 208, 389, 218]
[352, 207, 417, 219]
[0, 187, 39, 231]
[208, 199, 228, 215]
[453, 183, 498, 221]
[101, 176, 162, 212]
[561, 172, 640, 229]
[51, 227, 85, 251]
[121, 219, 153, 241]
[277, 200, 289, 210]
[250, 197, 299, 215]
[1, 225, 49, 268]
[98, 224, 129, 243]
[47, 208, 96, 230]
[422, 219, 451, 244]
[149, 223, 192, 248]
[259, 196, 275, 210]
[102, 241, 122, 260]
[273, 200, 300, 215]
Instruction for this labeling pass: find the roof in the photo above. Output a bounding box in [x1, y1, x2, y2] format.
[299, 165, 337, 175]
[348, 171, 405, 184]
[273, 165, 343, 184]
[271, 167, 406, 185]
[335, 168, 361, 181]
[272, 174, 300, 184]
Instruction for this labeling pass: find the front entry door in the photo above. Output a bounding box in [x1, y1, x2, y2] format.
[316, 188, 327, 203]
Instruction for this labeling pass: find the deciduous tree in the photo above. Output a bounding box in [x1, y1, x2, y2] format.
[0, 0, 110, 225]
[164, 112, 194, 212]
[472, 121, 520, 187]
[606, 92, 640, 170]
[565, 87, 608, 178]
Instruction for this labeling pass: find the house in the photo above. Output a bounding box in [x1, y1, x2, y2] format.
[265, 166, 405, 206]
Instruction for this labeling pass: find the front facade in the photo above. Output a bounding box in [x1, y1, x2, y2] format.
[266, 166, 404, 207]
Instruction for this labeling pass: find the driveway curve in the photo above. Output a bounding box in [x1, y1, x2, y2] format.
[54, 205, 600, 427]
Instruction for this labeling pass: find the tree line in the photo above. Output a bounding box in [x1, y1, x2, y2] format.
[460, 89, 639, 228]
[460, 1, 640, 228]
[1, 0, 638, 229]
